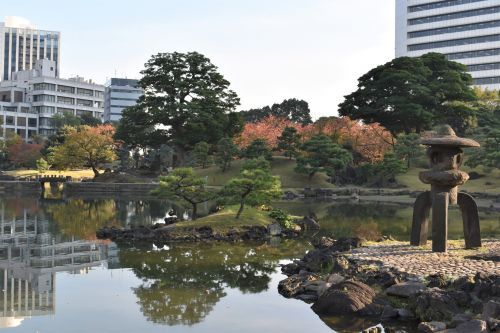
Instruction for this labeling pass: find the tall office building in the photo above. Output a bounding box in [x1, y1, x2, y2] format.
[396, 0, 500, 90]
[103, 78, 142, 122]
[0, 16, 61, 81]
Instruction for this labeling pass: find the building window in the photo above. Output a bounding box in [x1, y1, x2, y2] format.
[77, 88, 93, 97]
[473, 76, 500, 85]
[408, 34, 500, 51]
[28, 118, 37, 127]
[33, 106, 56, 114]
[409, 0, 487, 13]
[17, 117, 26, 126]
[33, 94, 56, 102]
[77, 99, 93, 107]
[5, 116, 14, 125]
[57, 85, 75, 94]
[446, 48, 500, 60]
[33, 83, 56, 91]
[57, 96, 75, 105]
[408, 20, 500, 39]
[94, 91, 104, 98]
[76, 110, 92, 117]
[28, 129, 38, 138]
[57, 107, 74, 115]
[409, 5, 500, 25]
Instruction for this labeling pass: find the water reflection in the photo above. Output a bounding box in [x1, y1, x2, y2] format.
[118, 241, 310, 326]
[0, 199, 117, 328]
[276, 200, 500, 240]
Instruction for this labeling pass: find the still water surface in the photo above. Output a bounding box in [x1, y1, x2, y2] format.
[0, 196, 497, 332]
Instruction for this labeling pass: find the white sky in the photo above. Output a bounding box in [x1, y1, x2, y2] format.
[4, 0, 395, 119]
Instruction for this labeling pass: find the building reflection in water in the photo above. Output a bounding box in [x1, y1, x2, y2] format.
[0, 200, 118, 328]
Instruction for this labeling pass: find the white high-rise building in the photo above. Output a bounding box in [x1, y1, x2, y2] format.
[396, 0, 500, 90]
[0, 16, 61, 81]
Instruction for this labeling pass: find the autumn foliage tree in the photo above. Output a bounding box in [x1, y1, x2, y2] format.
[50, 125, 117, 177]
[235, 116, 306, 149]
[5, 134, 42, 168]
[304, 116, 393, 164]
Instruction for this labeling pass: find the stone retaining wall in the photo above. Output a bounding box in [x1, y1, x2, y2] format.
[64, 182, 157, 195]
[0, 181, 41, 194]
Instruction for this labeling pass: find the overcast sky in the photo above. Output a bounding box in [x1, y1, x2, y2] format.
[3, 0, 395, 119]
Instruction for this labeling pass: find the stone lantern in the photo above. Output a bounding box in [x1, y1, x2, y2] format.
[410, 125, 481, 253]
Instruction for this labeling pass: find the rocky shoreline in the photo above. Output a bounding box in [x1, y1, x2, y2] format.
[278, 237, 500, 333]
[96, 222, 307, 244]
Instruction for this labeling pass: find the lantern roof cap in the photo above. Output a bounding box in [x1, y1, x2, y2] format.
[419, 125, 480, 148]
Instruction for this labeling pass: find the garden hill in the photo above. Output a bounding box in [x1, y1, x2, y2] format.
[194, 155, 500, 194]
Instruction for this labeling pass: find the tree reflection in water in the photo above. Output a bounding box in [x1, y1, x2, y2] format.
[118, 241, 310, 326]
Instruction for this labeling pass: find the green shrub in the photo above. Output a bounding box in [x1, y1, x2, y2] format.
[269, 208, 294, 229]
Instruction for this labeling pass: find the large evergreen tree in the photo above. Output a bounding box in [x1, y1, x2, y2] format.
[116, 52, 242, 164]
[338, 53, 476, 135]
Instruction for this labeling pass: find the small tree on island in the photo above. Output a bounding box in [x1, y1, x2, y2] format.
[276, 126, 301, 159]
[36, 158, 50, 174]
[394, 133, 425, 169]
[50, 125, 117, 177]
[215, 137, 238, 172]
[192, 141, 211, 169]
[295, 134, 352, 180]
[223, 158, 282, 219]
[242, 139, 272, 160]
[152, 168, 215, 220]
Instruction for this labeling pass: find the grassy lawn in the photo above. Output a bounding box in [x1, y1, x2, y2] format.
[195, 156, 333, 189]
[4, 169, 96, 179]
[397, 166, 500, 194]
[175, 205, 274, 231]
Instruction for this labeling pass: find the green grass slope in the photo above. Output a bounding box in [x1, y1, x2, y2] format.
[397, 166, 500, 194]
[175, 205, 274, 231]
[195, 156, 334, 189]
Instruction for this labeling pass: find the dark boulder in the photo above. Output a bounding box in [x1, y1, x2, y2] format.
[278, 273, 317, 298]
[297, 216, 320, 230]
[414, 288, 460, 322]
[386, 282, 426, 298]
[311, 280, 376, 316]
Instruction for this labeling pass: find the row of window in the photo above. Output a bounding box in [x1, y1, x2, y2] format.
[409, 19, 500, 39]
[3, 115, 37, 127]
[446, 47, 500, 60]
[408, 33, 500, 51]
[31, 94, 103, 107]
[2, 128, 38, 139]
[109, 89, 142, 94]
[409, 0, 487, 13]
[32, 105, 101, 116]
[409, 5, 500, 25]
[33, 83, 104, 97]
[473, 76, 500, 84]
[468, 62, 500, 71]
[110, 97, 141, 101]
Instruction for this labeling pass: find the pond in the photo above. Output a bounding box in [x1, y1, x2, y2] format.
[0, 196, 498, 332]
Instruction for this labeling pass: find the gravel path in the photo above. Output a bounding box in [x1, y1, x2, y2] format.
[348, 240, 500, 278]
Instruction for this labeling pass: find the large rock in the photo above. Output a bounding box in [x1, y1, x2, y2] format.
[417, 321, 446, 333]
[311, 280, 376, 315]
[278, 274, 317, 298]
[440, 319, 487, 333]
[482, 300, 500, 320]
[414, 288, 460, 322]
[298, 216, 320, 230]
[386, 282, 426, 298]
[267, 223, 282, 236]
